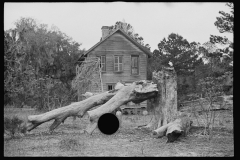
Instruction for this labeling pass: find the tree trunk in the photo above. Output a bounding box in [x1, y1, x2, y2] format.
[140, 67, 178, 131]
[85, 80, 158, 134]
[152, 113, 192, 142]
[26, 90, 117, 132]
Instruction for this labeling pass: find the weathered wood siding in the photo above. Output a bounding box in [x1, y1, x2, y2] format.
[87, 32, 148, 108]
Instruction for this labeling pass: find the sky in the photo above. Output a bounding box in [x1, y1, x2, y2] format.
[4, 2, 233, 52]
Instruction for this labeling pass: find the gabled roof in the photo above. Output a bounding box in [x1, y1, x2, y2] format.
[83, 29, 152, 57]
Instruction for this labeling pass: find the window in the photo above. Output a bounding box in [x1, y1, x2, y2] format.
[97, 56, 106, 72]
[114, 56, 123, 72]
[107, 84, 114, 91]
[131, 55, 139, 75]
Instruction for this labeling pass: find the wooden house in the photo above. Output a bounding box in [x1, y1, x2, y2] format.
[78, 26, 152, 110]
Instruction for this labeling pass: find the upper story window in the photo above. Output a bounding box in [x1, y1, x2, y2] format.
[114, 56, 123, 72]
[131, 55, 139, 75]
[97, 56, 106, 72]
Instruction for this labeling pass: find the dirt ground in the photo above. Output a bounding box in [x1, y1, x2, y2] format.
[4, 107, 234, 157]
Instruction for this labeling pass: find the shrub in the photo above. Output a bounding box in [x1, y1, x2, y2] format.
[196, 74, 226, 140]
[4, 116, 27, 138]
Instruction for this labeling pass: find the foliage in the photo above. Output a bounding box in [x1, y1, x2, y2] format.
[108, 20, 151, 51]
[150, 33, 203, 100]
[4, 17, 84, 110]
[150, 31, 232, 101]
[148, 2, 233, 100]
[187, 33, 232, 141]
[34, 76, 76, 111]
[178, 77, 191, 96]
[210, 2, 233, 69]
[197, 41, 232, 92]
[187, 71, 229, 141]
[214, 2, 233, 34]
[71, 57, 102, 101]
[147, 49, 163, 80]
[198, 76, 224, 100]
[4, 116, 26, 138]
[196, 72, 229, 140]
[155, 33, 202, 76]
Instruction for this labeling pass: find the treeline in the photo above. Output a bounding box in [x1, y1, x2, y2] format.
[148, 33, 233, 101]
[4, 17, 85, 110]
[4, 3, 233, 109]
[147, 2, 233, 101]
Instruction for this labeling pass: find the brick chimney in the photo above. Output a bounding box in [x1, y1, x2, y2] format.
[101, 26, 110, 40]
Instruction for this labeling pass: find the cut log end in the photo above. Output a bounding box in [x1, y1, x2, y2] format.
[152, 114, 192, 142]
[166, 130, 183, 143]
[152, 130, 157, 135]
[134, 80, 158, 94]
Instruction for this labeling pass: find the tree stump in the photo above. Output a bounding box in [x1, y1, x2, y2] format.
[140, 67, 178, 131]
[140, 67, 192, 142]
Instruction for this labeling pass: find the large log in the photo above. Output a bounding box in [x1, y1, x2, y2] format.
[26, 80, 158, 133]
[85, 80, 158, 134]
[152, 112, 192, 142]
[26, 90, 118, 132]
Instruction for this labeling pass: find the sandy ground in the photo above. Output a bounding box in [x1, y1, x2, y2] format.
[4, 107, 234, 157]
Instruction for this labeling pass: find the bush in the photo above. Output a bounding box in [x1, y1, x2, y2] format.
[4, 116, 27, 138]
[196, 74, 226, 140]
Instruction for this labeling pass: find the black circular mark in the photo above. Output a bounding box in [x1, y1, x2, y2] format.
[97, 113, 119, 135]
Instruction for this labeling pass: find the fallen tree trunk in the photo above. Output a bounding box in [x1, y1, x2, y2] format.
[26, 90, 117, 132]
[152, 113, 192, 142]
[85, 80, 158, 134]
[26, 80, 158, 133]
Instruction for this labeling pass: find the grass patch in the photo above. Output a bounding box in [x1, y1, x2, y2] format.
[4, 106, 233, 157]
[59, 138, 85, 151]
